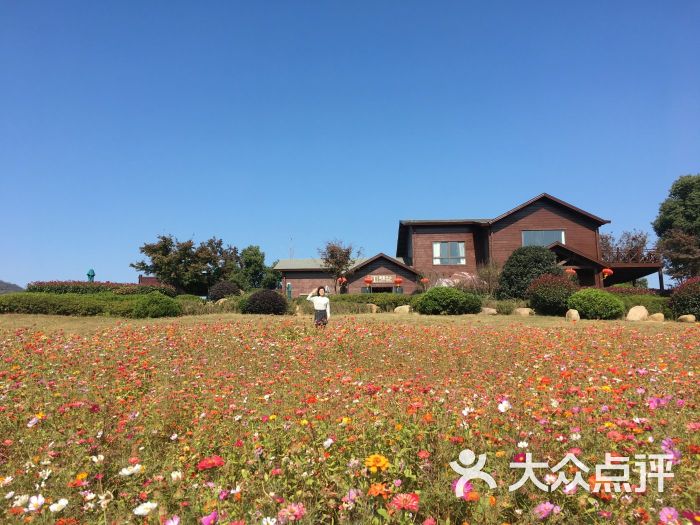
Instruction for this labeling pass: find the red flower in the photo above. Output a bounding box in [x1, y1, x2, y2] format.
[389, 492, 420, 512]
[197, 455, 225, 471]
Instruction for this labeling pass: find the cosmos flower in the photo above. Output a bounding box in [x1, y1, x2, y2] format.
[133, 501, 158, 516]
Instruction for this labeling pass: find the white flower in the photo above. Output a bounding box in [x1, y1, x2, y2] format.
[262, 518, 278, 525]
[170, 471, 183, 482]
[12, 494, 29, 507]
[323, 438, 334, 449]
[498, 400, 512, 413]
[5, 491, 15, 500]
[98, 492, 113, 509]
[80, 491, 96, 501]
[1, 476, 13, 487]
[170, 433, 178, 441]
[550, 399, 559, 408]
[40, 469, 52, 480]
[517, 441, 528, 448]
[26, 494, 45, 512]
[119, 464, 143, 476]
[570, 432, 581, 441]
[133, 501, 158, 516]
[49, 498, 68, 512]
[90, 455, 104, 464]
[461, 406, 474, 416]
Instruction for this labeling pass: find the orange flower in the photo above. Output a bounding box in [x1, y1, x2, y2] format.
[367, 482, 390, 499]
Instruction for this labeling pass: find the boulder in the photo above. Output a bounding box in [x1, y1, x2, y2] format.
[565, 309, 580, 321]
[678, 314, 696, 323]
[394, 305, 412, 314]
[215, 298, 228, 305]
[366, 303, 380, 314]
[513, 307, 534, 317]
[626, 305, 649, 322]
[647, 313, 665, 322]
[480, 307, 498, 315]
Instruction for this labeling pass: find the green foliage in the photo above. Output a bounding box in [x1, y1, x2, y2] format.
[329, 293, 414, 312]
[208, 281, 241, 301]
[567, 289, 625, 320]
[132, 292, 181, 318]
[238, 246, 267, 289]
[411, 287, 481, 315]
[652, 174, 700, 280]
[617, 295, 672, 318]
[0, 292, 138, 317]
[669, 277, 700, 317]
[496, 246, 563, 299]
[26, 281, 176, 296]
[242, 290, 288, 315]
[527, 274, 579, 316]
[318, 240, 360, 292]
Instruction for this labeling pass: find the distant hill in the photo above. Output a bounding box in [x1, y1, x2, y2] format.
[0, 280, 24, 294]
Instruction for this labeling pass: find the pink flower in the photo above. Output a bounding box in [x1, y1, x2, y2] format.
[277, 502, 306, 524]
[659, 507, 679, 524]
[533, 502, 561, 520]
[389, 492, 420, 512]
[422, 518, 437, 525]
[200, 510, 218, 525]
[165, 517, 180, 525]
[197, 455, 225, 471]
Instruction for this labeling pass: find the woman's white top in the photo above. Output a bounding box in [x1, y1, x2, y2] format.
[306, 292, 331, 317]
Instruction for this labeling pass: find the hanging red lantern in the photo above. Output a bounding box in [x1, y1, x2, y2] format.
[565, 268, 576, 276]
[337, 276, 347, 284]
[363, 276, 373, 286]
[420, 277, 430, 284]
[394, 277, 403, 286]
[602, 268, 614, 279]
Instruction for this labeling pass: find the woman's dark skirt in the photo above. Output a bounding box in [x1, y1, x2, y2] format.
[314, 309, 328, 326]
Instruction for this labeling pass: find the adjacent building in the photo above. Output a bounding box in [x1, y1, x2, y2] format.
[275, 193, 663, 296]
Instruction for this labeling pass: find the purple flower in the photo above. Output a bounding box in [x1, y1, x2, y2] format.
[533, 502, 561, 520]
[659, 507, 678, 524]
[201, 510, 218, 525]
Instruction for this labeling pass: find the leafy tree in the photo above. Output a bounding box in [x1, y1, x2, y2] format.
[652, 174, 700, 280]
[318, 240, 362, 292]
[496, 246, 563, 299]
[131, 235, 240, 295]
[600, 229, 650, 262]
[239, 246, 267, 289]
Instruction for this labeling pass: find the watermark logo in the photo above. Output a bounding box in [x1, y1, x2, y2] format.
[450, 449, 674, 496]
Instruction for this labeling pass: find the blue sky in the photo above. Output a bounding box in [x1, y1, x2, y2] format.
[1, 1, 698, 287]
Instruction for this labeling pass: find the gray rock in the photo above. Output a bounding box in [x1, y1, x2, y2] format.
[626, 305, 649, 321]
[678, 314, 696, 323]
[480, 307, 498, 315]
[647, 313, 665, 322]
[513, 307, 534, 316]
[394, 305, 412, 314]
[565, 309, 580, 321]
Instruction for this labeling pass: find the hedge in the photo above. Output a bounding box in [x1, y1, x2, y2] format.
[617, 295, 672, 318]
[26, 281, 177, 297]
[567, 289, 625, 320]
[412, 287, 482, 315]
[527, 275, 579, 316]
[669, 277, 700, 318]
[328, 293, 415, 312]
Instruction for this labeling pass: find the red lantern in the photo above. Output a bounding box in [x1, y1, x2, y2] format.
[565, 268, 576, 276]
[394, 277, 403, 286]
[363, 276, 373, 286]
[420, 277, 430, 284]
[337, 276, 347, 284]
[602, 268, 614, 279]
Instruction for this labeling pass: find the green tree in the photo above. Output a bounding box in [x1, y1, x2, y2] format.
[652, 174, 700, 280]
[318, 240, 361, 293]
[240, 246, 267, 289]
[131, 235, 240, 295]
[496, 246, 563, 299]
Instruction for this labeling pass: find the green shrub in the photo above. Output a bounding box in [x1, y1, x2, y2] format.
[132, 292, 181, 318]
[567, 289, 625, 320]
[242, 290, 288, 315]
[412, 287, 481, 315]
[27, 280, 176, 296]
[669, 277, 700, 318]
[617, 295, 672, 318]
[496, 247, 563, 299]
[527, 275, 579, 316]
[330, 293, 414, 312]
[0, 292, 140, 317]
[208, 281, 241, 302]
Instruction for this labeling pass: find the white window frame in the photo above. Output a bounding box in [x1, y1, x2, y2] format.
[432, 241, 466, 265]
[521, 230, 566, 247]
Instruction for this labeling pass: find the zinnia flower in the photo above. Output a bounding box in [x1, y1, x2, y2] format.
[364, 454, 390, 473]
[197, 455, 225, 471]
[277, 502, 306, 523]
[389, 492, 420, 512]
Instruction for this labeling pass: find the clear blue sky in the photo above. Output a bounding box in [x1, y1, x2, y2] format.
[1, 1, 698, 287]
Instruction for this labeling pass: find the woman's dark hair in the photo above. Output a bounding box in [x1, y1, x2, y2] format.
[316, 286, 325, 295]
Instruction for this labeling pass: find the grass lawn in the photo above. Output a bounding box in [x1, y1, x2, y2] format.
[0, 313, 698, 524]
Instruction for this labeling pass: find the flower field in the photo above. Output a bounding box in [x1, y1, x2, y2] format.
[0, 316, 698, 524]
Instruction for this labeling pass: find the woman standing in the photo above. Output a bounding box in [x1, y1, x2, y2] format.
[306, 286, 331, 328]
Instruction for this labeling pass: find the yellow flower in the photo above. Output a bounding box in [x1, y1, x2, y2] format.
[269, 414, 277, 421]
[364, 454, 390, 473]
[76, 472, 88, 480]
[300, 419, 309, 426]
[340, 417, 351, 425]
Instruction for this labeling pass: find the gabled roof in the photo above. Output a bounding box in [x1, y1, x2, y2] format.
[546, 241, 606, 268]
[274, 254, 410, 272]
[347, 252, 420, 275]
[490, 193, 610, 226]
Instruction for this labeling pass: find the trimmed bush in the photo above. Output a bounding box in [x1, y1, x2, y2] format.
[242, 290, 288, 315]
[132, 292, 181, 318]
[617, 295, 672, 318]
[567, 289, 625, 320]
[27, 280, 176, 297]
[0, 292, 141, 317]
[607, 286, 660, 296]
[208, 281, 241, 302]
[412, 287, 481, 315]
[669, 277, 700, 317]
[496, 247, 563, 299]
[330, 293, 414, 312]
[527, 275, 579, 316]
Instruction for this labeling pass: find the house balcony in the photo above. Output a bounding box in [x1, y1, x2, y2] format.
[602, 248, 662, 265]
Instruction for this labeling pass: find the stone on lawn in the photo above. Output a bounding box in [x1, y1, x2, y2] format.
[480, 307, 497, 315]
[626, 305, 649, 321]
[366, 304, 380, 314]
[513, 307, 534, 316]
[565, 309, 580, 321]
[647, 313, 665, 322]
[394, 305, 411, 314]
[677, 314, 696, 323]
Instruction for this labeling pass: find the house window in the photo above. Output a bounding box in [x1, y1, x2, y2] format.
[432, 241, 466, 265]
[522, 230, 565, 247]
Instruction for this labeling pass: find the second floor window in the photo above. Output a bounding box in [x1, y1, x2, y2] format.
[433, 241, 466, 265]
[522, 230, 565, 247]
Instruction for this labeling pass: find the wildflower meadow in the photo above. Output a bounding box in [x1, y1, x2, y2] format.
[0, 315, 698, 524]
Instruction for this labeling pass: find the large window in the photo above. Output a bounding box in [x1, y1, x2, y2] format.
[522, 230, 565, 247]
[433, 241, 466, 265]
